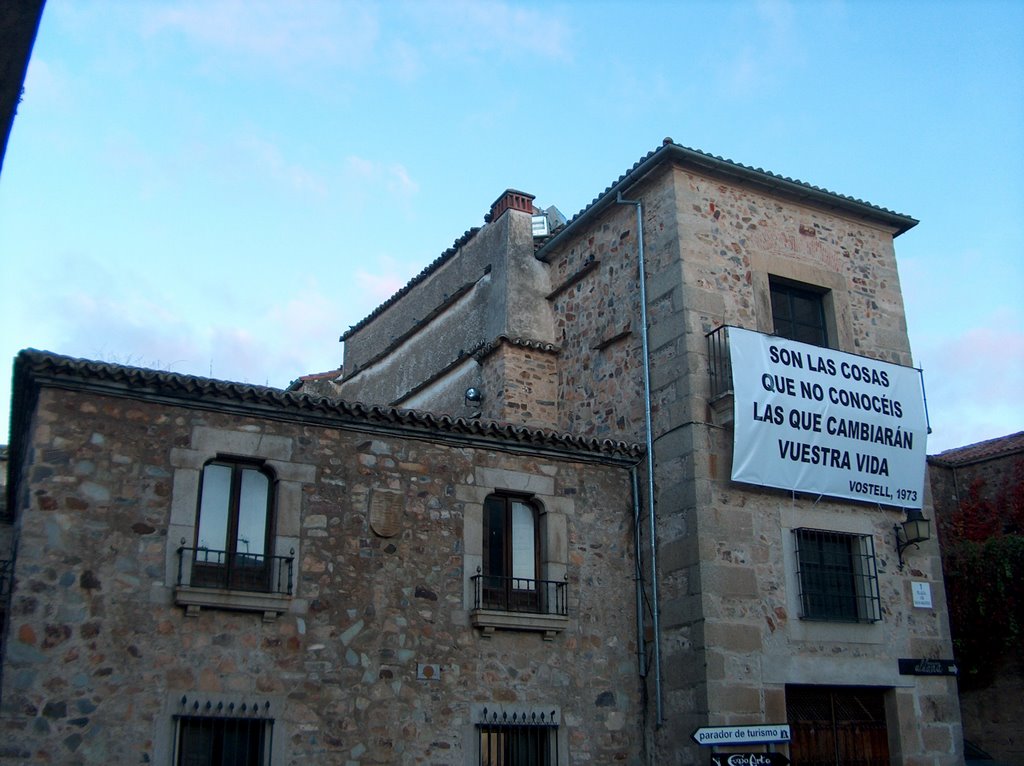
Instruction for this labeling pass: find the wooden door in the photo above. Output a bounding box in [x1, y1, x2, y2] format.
[786, 686, 890, 766]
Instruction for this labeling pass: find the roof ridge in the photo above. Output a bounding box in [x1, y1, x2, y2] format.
[536, 138, 918, 259]
[340, 227, 480, 341]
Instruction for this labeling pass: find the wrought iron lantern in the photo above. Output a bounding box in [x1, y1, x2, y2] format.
[894, 508, 932, 570]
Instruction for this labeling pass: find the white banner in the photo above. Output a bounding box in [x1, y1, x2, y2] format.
[729, 327, 927, 508]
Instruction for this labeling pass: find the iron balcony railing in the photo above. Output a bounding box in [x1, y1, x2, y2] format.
[471, 570, 568, 616]
[176, 546, 294, 596]
[706, 325, 733, 399]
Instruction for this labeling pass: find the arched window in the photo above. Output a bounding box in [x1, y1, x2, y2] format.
[193, 459, 275, 592]
[482, 494, 539, 611]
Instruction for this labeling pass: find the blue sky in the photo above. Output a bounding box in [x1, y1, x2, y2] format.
[1, 0, 1021, 453]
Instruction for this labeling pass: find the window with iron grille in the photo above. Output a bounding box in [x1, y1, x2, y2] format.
[173, 696, 274, 766]
[771, 278, 829, 348]
[793, 528, 881, 623]
[478, 708, 559, 766]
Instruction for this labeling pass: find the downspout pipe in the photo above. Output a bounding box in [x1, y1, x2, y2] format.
[631, 467, 647, 680]
[616, 191, 664, 728]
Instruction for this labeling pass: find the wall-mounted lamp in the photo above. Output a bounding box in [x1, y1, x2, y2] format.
[894, 508, 932, 571]
[464, 387, 483, 404]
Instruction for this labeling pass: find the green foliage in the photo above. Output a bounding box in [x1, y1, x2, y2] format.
[938, 458, 1024, 689]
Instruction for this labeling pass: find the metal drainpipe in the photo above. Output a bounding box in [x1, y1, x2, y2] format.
[616, 191, 664, 727]
[631, 467, 647, 679]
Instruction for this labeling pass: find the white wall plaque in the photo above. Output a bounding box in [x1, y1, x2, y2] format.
[912, 581, 933, 608]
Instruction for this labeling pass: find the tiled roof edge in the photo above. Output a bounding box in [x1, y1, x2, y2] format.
[927, 431, 1024, 467]
[13, 349, 642, 462]
[475, 335, 561, 361]
[341, 227, 481, 341]
[536, 139, 919, 260]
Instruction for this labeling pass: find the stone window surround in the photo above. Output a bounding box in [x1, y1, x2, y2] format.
[166, 426, 315, 620]
[154, 691, 287, 766]
[461, 466, 570, 639]
[466, 703, 565, 766]
[780, 507, 885, 646]
[792, 527, 880, 623]
[750, 254, 854, 354]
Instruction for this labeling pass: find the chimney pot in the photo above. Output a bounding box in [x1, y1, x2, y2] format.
[488, 189, 536, 223]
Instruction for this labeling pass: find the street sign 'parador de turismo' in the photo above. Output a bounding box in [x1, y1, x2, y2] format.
[691, 724, 792, 746]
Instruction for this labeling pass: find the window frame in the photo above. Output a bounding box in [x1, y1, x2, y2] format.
[192, 458, 277, 593]
[464, 475, 570, 639]
[168, 427, 313, 621]
[482, 493, 541, 612]
[770, 277, 830, 348]
[793, 527, 882, 623]
[171, 694, 276, 766]
[476, 706, 560, 766]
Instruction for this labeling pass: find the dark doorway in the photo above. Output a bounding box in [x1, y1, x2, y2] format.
[786, 685, 890, 766]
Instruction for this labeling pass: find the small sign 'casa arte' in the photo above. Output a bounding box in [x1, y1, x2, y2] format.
[898, 658, 958, 676]
[711, 753, 790, 766]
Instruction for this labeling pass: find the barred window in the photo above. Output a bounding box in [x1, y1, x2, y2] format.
[478, 708, 559, 766]
[173, 696, 274, 766]
[793, 528, 881, 623]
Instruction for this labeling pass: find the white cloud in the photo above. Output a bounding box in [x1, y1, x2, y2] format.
[409, 0, 572, 63]
[721, 0, 801, 97]
[386, 39, 422, 82]
[22, 58, 69, 109]
[239, 134, 328, 197]
[354, 257, 417, 305]
[386, 163, 419, 198]
[142, 0, 380, 74]
[916, 320, 1024, 452]
[341, 155, 420, 212]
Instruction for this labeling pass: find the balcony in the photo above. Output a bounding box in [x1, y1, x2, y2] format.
[174, 546, 294, 620]
[706, 325, 735, 424]
[471, 571, 569, 640]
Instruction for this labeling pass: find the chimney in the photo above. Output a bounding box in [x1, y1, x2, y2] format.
[487, 189, 536, 223]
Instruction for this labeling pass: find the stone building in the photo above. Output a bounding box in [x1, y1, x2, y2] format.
[928, 432, 1024, 764]
[0, 137, 962, 765]
[337, 138, 961, 765]
[0, 352, 644, 764]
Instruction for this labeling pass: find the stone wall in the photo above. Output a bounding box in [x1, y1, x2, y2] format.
[538, 162, 957, 765]
[543, 196, 652, 441]
[323, 142, 959, 765]
[340, 207, 553, 422]
[929, 443, 1024, 764]
[477, 340, 560, 429]
[0, 384, 643, 765]
[960, 655, 1024, 765]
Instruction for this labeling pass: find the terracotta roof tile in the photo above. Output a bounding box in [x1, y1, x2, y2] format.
[13, 349, 641, 462]
[928, 431, 1024, 466]
[536, 138, 918, 259]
